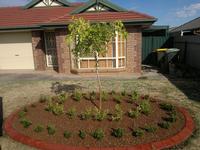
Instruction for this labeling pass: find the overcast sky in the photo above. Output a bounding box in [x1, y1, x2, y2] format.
[0, 0, 200, 27]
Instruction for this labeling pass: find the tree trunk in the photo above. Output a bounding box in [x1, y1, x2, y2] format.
[95, 51, 102, 110]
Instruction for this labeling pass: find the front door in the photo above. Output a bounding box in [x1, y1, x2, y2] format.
[44, 31, 58, 67]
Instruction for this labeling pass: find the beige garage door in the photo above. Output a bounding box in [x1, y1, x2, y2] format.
[0, 32, 34, 69]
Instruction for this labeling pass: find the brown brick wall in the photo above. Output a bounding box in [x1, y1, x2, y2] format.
[32, 31, 46, 71]
[55, 29, 71, 74]
[31, 26, 142, 74]
[126, 26, 142, 74]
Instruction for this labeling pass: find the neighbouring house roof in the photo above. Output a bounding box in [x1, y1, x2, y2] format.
[0, 0, 156, 31]
[171, 17, 200, 33]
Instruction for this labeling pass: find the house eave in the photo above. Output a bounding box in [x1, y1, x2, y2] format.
[0, 18, 156, 32]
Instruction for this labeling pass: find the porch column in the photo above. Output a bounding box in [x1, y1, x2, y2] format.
[126, 27, 142, 74]
[55, 29, 71, 74]
[32, 31, 46, 71]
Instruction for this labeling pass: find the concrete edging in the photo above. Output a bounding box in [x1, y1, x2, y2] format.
[4, 107, 195, 150]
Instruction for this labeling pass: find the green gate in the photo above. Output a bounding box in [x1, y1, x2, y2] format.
[142, 26, 171, 65]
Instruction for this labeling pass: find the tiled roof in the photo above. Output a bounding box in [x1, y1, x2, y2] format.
[0, 3, 156, 30]
[171, 17, 200, 33]
[48, 11, 155, 25]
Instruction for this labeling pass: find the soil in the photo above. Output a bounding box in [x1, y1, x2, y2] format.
[13, 93, 185, 148]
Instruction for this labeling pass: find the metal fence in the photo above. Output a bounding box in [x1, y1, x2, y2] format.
[174, 37, 200, 69]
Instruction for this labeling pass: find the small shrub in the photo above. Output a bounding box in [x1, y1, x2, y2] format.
[102, 91, 108, 101]
[47, 125, 56, 135]
[94, 107, 109, 121]
[63, 130, 72, 139]
[66, 107, 76, 119]
[57, 93, 68, 104]
[79, 130, 86, 139]
[131, 91, 139, 102]
[90, 91, 96, 101]
[52, 103, 64, 116]
[128, 108, 140, 118]
[45, 100, 64, 116]
[20, 118, 32, 128]
[160, 103, 175, 112]
[139, 100, 151, 115]
[121, 90, 126, 96]
[39, 94, 50, 103]
[111, 128, 124, 138]
[80, 108, 93, 120]
[132, 128, 144, 137]
[72, 90, 82, 101]
[164, 113, 177, 123]
[113, 95, 122, 104]
[143, 125, 157, 133]
[34, 125, 44, 133]
[18, 111, 26, 118]
[158, 122, 171, 129]
[92, 129, 104, 140]
[45, 100, 54, 112]
[112, 104, 123, 121]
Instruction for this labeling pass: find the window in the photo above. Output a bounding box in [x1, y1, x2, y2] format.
[73, 33, 127, 69]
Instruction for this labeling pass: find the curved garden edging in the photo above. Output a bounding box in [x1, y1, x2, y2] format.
[4, 107, 195, 150]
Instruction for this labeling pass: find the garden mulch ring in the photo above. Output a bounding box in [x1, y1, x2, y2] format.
[8, 93, 187, 148]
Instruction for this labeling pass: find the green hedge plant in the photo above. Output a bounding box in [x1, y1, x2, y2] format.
[79, 130, 86, 139]
[20, 118, 32, 128]
[128, 107, 140, 118]
[92, 129, 104, 140]
[66, 107, 77, 119]
[132, 128, 144, 137]
[47, 125, 56, 135]
[111, 128, 124, 138]
[139, 100, 151, 115]
[63, 130, 72, 139]
[112, 104, 124, 121]
[72, 90, 82, 102]
[93, 107, 109, 121]
[34, 125, 44, 133]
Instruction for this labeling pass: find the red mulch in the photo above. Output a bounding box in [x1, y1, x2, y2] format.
[12, 94, 185, 148]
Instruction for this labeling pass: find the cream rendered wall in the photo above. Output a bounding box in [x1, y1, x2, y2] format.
[0, 32, 35, 69]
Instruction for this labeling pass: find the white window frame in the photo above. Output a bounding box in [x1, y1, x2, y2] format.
[77, 32, 126, 69]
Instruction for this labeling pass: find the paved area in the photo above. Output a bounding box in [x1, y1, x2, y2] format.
[0, 69, 199, 150]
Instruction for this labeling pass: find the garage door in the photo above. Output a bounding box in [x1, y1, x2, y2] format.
[0, 32, 34, 69]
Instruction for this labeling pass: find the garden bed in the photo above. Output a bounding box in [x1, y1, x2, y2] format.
[4, 91, 194, 149]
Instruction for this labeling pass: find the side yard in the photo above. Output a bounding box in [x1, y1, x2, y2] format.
[0, 74, 199, 150]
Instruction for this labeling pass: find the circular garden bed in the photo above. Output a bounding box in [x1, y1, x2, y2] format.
[4, 91, 195, 149]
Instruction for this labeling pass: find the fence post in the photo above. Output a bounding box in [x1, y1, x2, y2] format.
[184, 42, 188, 65]
[0, 97, 3, 136]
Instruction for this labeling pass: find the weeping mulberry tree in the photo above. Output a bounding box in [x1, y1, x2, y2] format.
[67, 18, 127, 110]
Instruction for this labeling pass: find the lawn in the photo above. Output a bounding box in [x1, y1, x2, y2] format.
[0, 74, 199, 149]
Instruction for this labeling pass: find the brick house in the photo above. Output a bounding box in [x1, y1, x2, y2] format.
[0, 0, 156, 74]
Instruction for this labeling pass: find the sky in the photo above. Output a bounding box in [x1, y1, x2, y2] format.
[0, 0, 200, 27]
